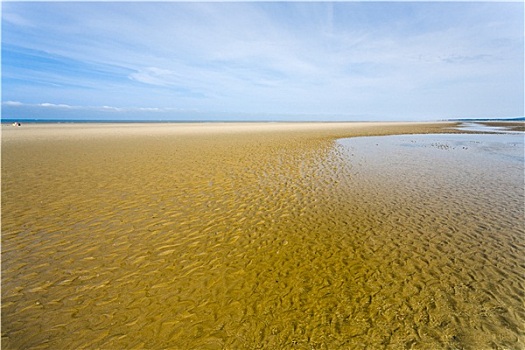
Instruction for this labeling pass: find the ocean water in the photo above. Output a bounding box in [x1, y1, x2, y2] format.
[2, 129, 524, 349]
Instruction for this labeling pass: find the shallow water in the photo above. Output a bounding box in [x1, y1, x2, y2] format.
[455, 122, 524, 134]
[336, 133, 524, 348]
[2, 129, 524, 349]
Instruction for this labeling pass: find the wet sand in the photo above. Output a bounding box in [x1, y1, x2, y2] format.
[480, 121, 525, 132]
[2, 122, 523, 349]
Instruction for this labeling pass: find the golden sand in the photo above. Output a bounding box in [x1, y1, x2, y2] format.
[2, 122, 523, 349]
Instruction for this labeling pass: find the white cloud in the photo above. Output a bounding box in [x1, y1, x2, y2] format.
[3, 101, 184, 114]
[100, 105, 124, 112]
[3, 101, 24, 106]
[39, 102, 75, 109]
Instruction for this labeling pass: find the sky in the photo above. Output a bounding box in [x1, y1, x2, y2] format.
[2, 1, 524, 121]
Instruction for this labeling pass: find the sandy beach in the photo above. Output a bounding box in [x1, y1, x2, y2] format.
[1, 121, 454, 142]
[2, 122, 523, 349]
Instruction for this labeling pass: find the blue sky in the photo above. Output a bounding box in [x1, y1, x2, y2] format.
[2, 1, 524, 121]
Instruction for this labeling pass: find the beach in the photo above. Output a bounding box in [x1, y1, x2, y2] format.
[2, 122, 523, 349]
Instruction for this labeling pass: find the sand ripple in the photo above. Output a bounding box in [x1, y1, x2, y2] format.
[2, 123, 523, 349]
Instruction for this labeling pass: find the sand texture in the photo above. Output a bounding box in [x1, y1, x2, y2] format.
[2, 122, 523, 349]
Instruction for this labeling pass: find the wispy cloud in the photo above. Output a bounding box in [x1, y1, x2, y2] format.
[129, 67, 179, 87]
[2, 2, 523, 120]
[39, 103, 75, 109]
[3, 101, 181, 113]
[3, 101, 24, 106]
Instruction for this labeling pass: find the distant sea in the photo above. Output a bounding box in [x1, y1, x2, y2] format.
[0, 119, 371, 124]
[448, 117, 525, 122]
[1, 119, 257, 124]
